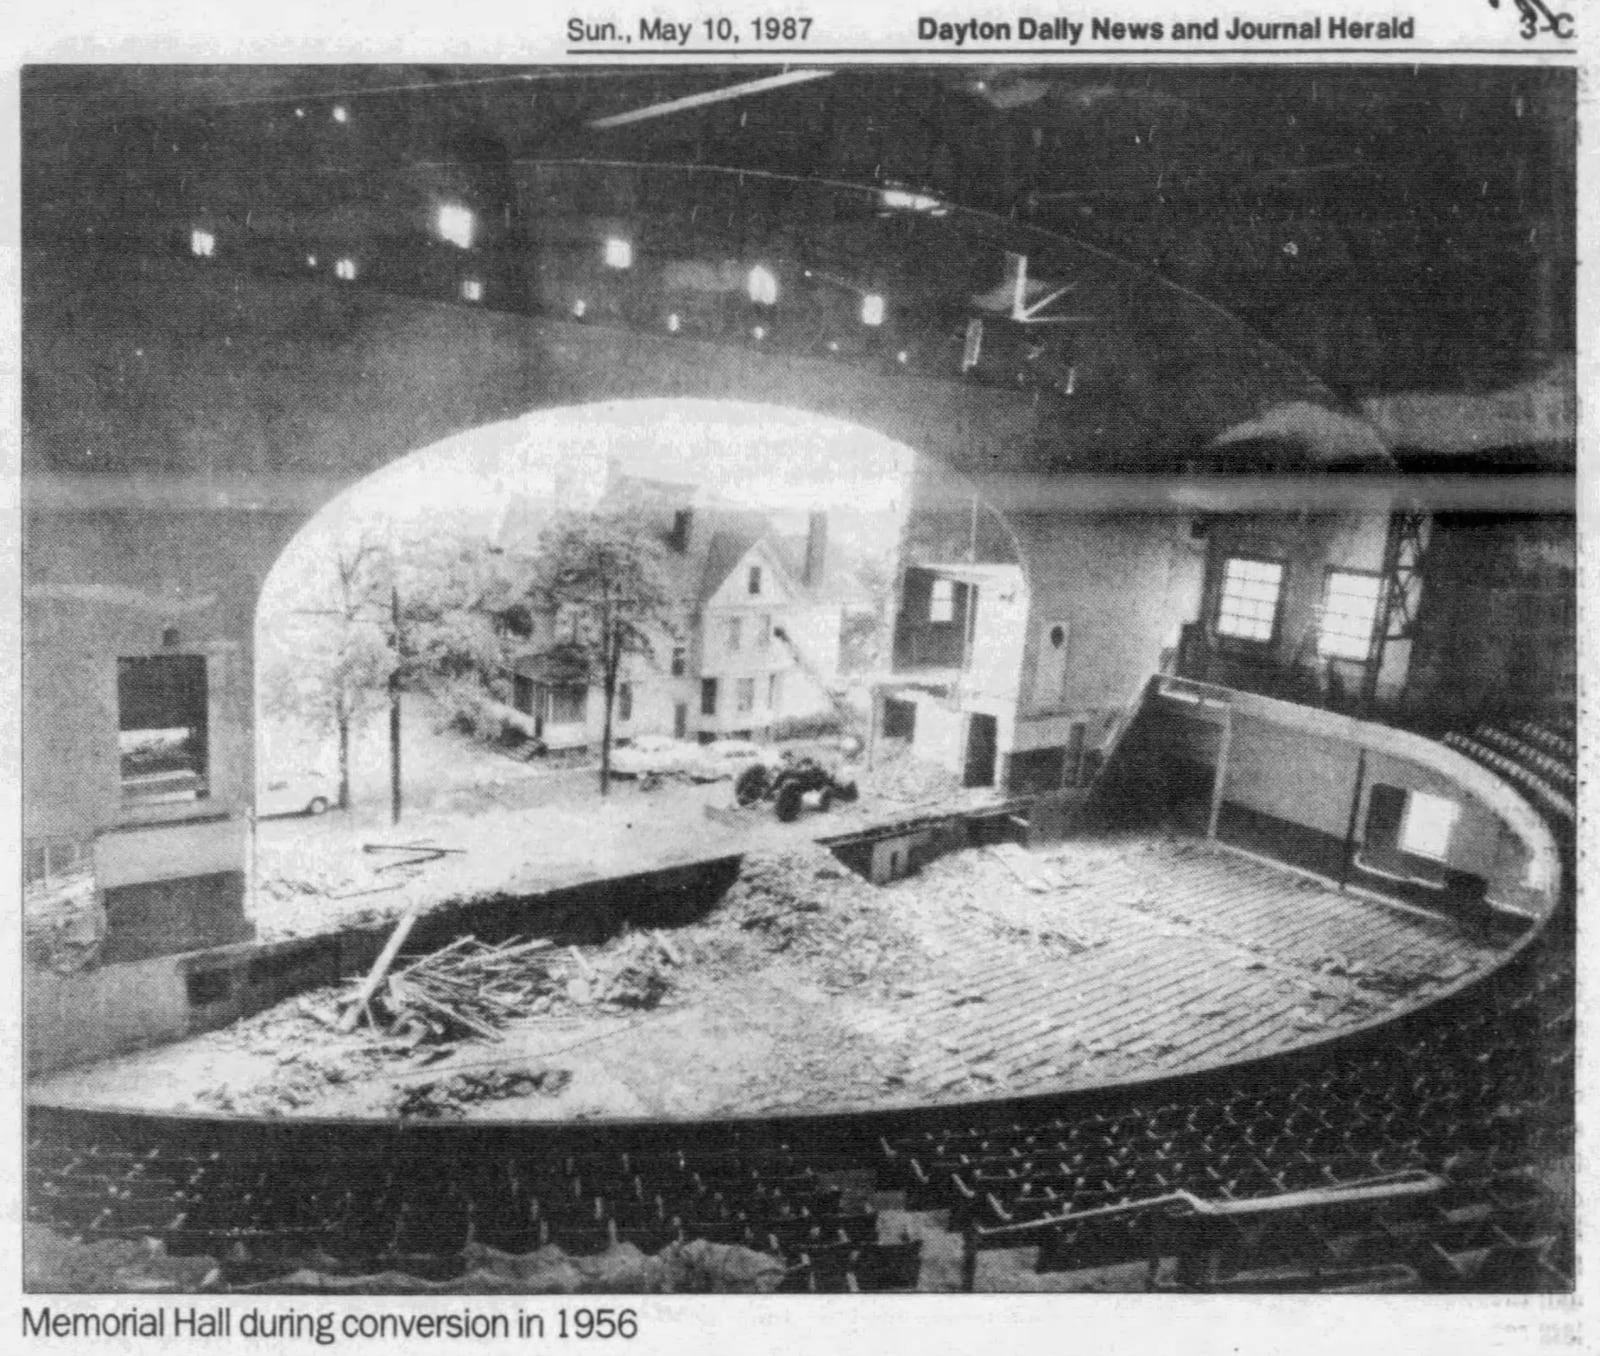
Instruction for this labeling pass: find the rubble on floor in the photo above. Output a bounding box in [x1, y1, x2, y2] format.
[859, 740, 965, 807]
[392, 1067, 573, 1118]
[24, 870, 104, 973]
[676, 845, 930, 995]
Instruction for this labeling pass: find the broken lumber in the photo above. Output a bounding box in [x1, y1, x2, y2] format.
[390, 978, 504, 1043]
[338, 901, 425, 1032]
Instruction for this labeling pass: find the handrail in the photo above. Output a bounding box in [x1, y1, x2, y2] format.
[971, 1168, 1446, 1242]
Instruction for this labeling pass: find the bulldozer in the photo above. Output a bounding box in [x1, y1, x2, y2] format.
[735, 754, 859, 822]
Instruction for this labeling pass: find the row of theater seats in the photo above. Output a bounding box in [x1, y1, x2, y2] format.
[877, 934, 1573, 1291]
[1442, 718, 1576, 828]
[27, 1137, 920, 1290]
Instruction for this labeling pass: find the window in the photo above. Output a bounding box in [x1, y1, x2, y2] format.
[118, 655, 209, 802]
[671, 647, 687, 677]
[1364, 783, 1461, 878]
[1399, 791, 1459, 860]
[1215, 557, 1285, 643]
[748, 566, 762, 596]
[617, 682, 633, 722]
[756, 614, 772, 650]
[768, 672, 783, 711]
[1318, 570, 1383, 660]
[930, 578, 955, 624]
[547, 684, 587, 725]
[737, 678, 755, 714]
[726, 616, 742, 652]
[701, 678, 719, 716]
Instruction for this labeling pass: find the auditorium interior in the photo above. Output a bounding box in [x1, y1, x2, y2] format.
[21, 64, 1578, 1294]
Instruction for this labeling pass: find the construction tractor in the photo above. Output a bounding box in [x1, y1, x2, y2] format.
[735, 755, 860, 822]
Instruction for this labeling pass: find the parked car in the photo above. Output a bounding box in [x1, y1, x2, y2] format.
[610, 734, 700, 779]
[689, 739, 783, 782]
[257, 769, 338, 818]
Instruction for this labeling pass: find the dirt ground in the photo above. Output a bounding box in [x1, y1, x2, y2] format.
[25, 702, 987, 969]
[246, 737, 980, 944]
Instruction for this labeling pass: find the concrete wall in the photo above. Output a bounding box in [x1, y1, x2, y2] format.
[1015, 513, 1205, 720]
[1147, 680, 1560, 916]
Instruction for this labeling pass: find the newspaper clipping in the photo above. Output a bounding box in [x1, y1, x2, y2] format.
[9, 0, 1586, 1351]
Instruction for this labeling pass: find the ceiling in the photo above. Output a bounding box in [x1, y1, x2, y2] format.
[22, 64, 1575, 400]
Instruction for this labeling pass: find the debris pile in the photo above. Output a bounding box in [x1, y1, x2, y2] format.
[340, 927, 685, 1045]
[343, 935, 547, 1041]
[860, 741, 964, 806]
[392, 1067, 573, 1118]
[683, 847, 928, 994]
[25, 870, 104, 972]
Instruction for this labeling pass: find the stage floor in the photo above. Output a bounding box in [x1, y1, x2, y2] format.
[29, 836, 1513, 1122]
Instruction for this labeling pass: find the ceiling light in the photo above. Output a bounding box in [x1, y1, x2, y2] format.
[880, 187, 942, 213]
[747, 265, 779, 306]
[603, 238, 633, 269]
[436, 204, 475, 250]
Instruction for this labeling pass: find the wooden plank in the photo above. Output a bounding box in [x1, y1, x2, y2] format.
[338, 901, 425, 1033]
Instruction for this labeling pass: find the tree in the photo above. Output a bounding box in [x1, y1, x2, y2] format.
[526, 510, 676, 796]
[371, 533, 522, 823]
[262, 539, 393, 811]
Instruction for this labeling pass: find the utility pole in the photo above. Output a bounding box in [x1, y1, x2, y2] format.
[389, 582, 403, 825]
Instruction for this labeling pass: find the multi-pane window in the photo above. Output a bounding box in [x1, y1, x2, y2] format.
[1215, 557, 1285, 642]
[756, 614, 772, 650]
[617, 682, 633, 722]
[725, 616, 742, 652]
[929, 578, 955, 624]
[701, 678, 719, 716]
[736, 677, 755, 714]
[117, 655, 208, 802]
[671, 647, 687, 677]
[748, 566, 762, 596]
[1318, 570, 1383, 660]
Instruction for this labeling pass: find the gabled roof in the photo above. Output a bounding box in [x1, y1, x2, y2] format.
[697, 530, 797, 606]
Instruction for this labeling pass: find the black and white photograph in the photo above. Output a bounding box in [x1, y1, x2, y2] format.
[15, 20, 1581, 1324]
